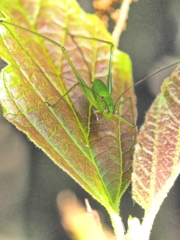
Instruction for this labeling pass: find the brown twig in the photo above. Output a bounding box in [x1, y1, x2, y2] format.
[112, 0, 133, 47]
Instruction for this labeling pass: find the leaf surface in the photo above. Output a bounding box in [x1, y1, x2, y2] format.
[132, 65, 180, 210]
[0, 0, 136, 211]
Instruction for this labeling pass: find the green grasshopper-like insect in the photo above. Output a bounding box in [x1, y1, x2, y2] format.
[0, 20, 135, 127]
[1, 20, 178, 128]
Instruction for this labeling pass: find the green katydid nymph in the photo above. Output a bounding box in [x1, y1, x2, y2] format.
[0, 20, 178, 128]
[0, 20, 135, 127]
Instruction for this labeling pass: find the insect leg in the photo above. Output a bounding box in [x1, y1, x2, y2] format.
[113, 113, 134, 127]
[46, 83, 80, 107]
[0, 20, 89, 92]
[115, 96, 135, 127]
[66, 33, 114, 94]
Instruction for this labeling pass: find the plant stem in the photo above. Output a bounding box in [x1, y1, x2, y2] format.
[107, 207, 125, 240]
[140, 206, 160, 240]
[112, 0, 132, 48]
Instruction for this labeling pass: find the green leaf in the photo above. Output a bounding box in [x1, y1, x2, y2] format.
[132, 65, 180, 210]
[0, 0, 136, 212]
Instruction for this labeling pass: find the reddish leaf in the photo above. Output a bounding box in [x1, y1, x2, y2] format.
[0, 0, 136, 211]
[132, 65, 180, 210]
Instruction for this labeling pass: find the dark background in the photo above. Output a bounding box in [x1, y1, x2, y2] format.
[0, 0, 180, 239]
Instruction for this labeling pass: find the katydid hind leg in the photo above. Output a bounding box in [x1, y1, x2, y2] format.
[0, 20, 103, 112]
[0, 21, 91, 99]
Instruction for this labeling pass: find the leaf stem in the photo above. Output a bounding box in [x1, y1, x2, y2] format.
[125, 206, 159, 240]
[140, 206, 160, 240]
[107, 207, 125, 240]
